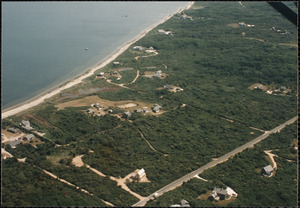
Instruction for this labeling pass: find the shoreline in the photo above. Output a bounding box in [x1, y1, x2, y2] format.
[1, 1, 194, 119]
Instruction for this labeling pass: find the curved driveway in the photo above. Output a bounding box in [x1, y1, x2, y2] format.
[133, 116, 297, 207]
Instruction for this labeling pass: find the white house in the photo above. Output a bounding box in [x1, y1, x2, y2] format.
[133, 46, 144, 51]
[210, 187, 238, 201]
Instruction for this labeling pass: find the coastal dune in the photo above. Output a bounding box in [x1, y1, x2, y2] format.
[2, 2, 194, 119]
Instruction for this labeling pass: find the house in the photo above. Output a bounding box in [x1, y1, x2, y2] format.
[153, 70, 162, 78]
[210, 187, 238, 201]
[133, 46, 143, 51]
[113, 61, 120, 65]
[180, 14, 193, 20]
[8, 140, 21, 149]
[254, 84, 263, 90]
[20, 120, 33, 131]
[239, 22, 246, 27]
[266, 90, 273, 94]
[158, 29, 173, 35]
[170, 199, 190, 207]
[134, 109, 144, 113]
[23, 134, 34, 141]
[152, 104, 162, 113]
[96, 113, 102, 117]
[86, 108, 94, 114]
[262, 165, 274, 176]
[132, 168, 146, 181]
[280, 86, 287, 91]
[113, 71, 118, 74]
[108, 109, 113, 113]
[164, 85, 174, 90]
[143, 108, 150, 113]
[97, 72, 105, 76]
[93, 103, 104, 110]
[123, 111, 131, 119]
[8, 128, 20, 133]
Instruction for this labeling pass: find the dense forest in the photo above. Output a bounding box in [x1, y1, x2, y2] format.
[2, 2, 297, 207]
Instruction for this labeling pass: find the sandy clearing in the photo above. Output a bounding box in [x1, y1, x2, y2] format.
[118, 103, 137, 108]
[2, 148, 14, 158]
[2, 1, 191, 119]
[72, 155, 85, 167]
[1, 133, 25, 144]
[56, 95, 153, 113]
[17, 157, 27, 163]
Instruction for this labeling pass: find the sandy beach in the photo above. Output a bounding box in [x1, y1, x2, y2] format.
[2, 2, 194, 119]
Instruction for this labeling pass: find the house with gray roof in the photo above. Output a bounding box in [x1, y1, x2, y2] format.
[262, 165, 274, 176]
[86, 108, 94, 114]
[153, 70, 162, 78]
[8, 128, 20, 133]
[9, 140, 21, 149]
[23, 134, 35, 141]
[170, 199, 190, 207]
[123, 111, 131, 119]
[134, 109, 144, 113]
[164, 85, 174, 90]
[152, 104, 162, 113]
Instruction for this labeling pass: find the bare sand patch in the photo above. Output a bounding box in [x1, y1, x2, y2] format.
[72, 155, 85, 167]
[118, 103, 137, 108]
[2, 148, 14, 159]
[17, 157, 27, 163]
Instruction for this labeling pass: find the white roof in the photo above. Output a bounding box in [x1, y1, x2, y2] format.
[226, 187, 237, 196]
[137, 168, 145, 176]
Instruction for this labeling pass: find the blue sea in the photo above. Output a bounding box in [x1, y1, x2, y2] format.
[1, 2, 189, 110]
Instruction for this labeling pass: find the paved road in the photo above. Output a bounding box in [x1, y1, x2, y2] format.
[132, 116, 297, 207]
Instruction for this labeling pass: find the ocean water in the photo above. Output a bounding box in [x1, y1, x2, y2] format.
[1, 2, 189, 110]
